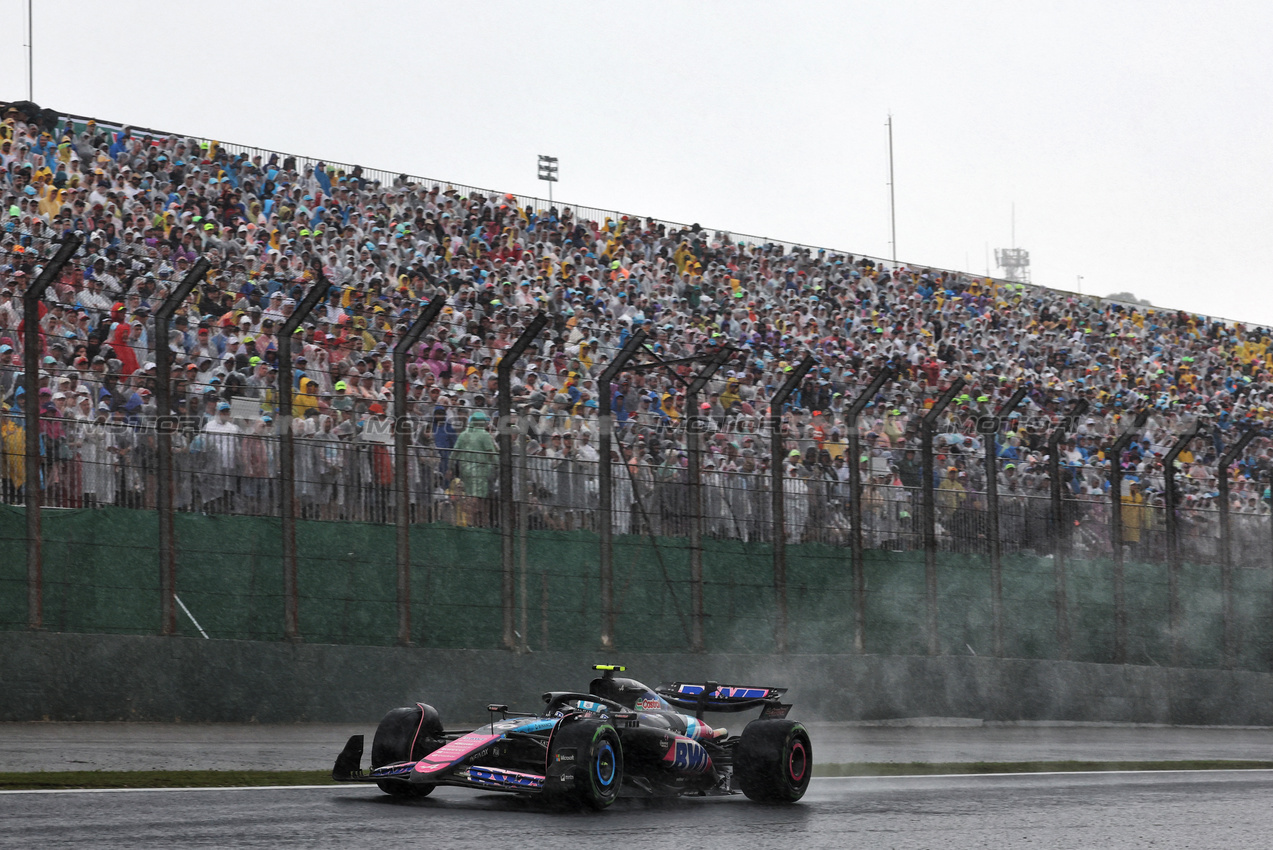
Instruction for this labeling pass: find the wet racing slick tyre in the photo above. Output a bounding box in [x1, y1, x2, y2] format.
[735, 719, 812, 803]
[370, 704, 444, 797]
[545, 719, 623, 810]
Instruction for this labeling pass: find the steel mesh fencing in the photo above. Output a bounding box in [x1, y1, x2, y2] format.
[4, 407, 1273, 668]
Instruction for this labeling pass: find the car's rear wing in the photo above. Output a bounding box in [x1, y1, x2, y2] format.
[655, 682, 790, 718]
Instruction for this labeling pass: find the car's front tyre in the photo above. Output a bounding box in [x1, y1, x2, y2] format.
[371, 704, 444, 797]
[545, 719, 623, 810]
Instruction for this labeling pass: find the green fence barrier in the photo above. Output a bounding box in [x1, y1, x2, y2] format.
[1234, 566, 1273, 671]
[1122, 559, 1168, 666]
[173, 512, 284, 642]
[1068, 557, 1117, 664]
[0, 507, 26, 629]
[1002, 554, 1059, 660]
[1, 505, 1269, 670]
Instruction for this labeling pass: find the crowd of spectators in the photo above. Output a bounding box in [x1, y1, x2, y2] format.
[2, 101, 1272, 566]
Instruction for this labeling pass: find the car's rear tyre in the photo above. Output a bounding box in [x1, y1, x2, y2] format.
[545, 719, 623, 810]
[735, 719, 812, 803]
[371, 704, 444, 798]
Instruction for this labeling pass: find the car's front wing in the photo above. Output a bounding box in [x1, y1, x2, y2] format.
[333, 734, 550, 794]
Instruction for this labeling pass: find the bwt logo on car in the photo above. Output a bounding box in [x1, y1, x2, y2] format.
[714, 687, 768, 699]
[663, 738, 711, 773]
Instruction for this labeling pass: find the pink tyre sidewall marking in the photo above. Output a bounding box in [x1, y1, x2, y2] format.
[788, 740, 808, 782]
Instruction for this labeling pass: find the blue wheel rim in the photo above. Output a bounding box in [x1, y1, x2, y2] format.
[595, 742, 616, 787]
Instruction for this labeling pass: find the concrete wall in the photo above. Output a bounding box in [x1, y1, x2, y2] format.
[5, 631, 1272, 726]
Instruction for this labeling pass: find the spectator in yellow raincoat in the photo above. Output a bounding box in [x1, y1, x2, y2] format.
[1121, 480, 1146, 548]
[292, 376, 319, 419]
[2, 395, 27, 496]
[937, 466, 966, 512]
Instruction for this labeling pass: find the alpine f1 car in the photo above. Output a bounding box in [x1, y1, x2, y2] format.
[332, 665, 811, 808]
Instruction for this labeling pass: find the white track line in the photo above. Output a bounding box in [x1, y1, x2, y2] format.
[6, 770, 1273, 795]
[817, 768, 1273, 780]
[0, 785, 348, 795]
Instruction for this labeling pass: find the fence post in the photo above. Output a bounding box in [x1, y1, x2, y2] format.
[22, 236, 80, 631]
[1108, 408, 1149, 664]
[498, 314, 548, 651]
[154, 258, 209, 636]
[517, 427, 530, 653]
[921, 378, 965, 656]
[277, 279, 329, 642]
[1163, 422, 1200, 667]
[597, 329, 647, 650]
[983, 385, 1029, 658]
[1218, 428, 1257, 669]
[391, 294, 445, 647]
[685, 346, 733, 654]
[1048, 400, 1086, 661]
[769, 356, 816, 654]
[845, 366, 895, 653]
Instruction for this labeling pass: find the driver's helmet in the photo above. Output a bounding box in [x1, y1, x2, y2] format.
[589, 674, 668, 712]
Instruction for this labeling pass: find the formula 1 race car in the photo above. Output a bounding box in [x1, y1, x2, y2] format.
[332, 665, 811, 808]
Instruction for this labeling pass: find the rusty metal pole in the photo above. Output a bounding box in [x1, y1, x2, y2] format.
[685, 346, 733, 654]
[498, 314, 548, 651]
[984, 385, 1029, 658]
[22, 236, 80, 631]
[1048, 426, 1069, 659]
[597, 329, 647, 650]
[277, 279, 329, 642]
[391, 294, 445, 647]
[685, 384, 704, 654]
[1164, 422, 1200, 667]
[1048, 400, 1086, 661]
[517, 426, 530, 653]
[1108, 408, 1150, 664]
[845, 366, 895, 653]
[1218, 428, 1257, 669]
[769, 356, 815, 654]
[1108, 445, 1126, 662]
[921, 378, 965, 656]
[154, 258, 209, 636]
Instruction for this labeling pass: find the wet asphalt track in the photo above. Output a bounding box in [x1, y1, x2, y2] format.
[6, 771, 1273, 850]
[10, 721, 1273, 772]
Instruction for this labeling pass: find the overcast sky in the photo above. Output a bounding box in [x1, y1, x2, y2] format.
[3, 1, 1270, 324]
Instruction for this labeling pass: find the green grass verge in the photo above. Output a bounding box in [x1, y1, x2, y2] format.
[0, 770, 335, 790]
[813, 760, 1273, 777]
[3, 761, 1271, 790]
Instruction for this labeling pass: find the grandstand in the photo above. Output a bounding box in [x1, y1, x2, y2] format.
[3, 99, 1273, 661]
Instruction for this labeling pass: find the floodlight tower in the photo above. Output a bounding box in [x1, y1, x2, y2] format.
[995, 247, 1031, 284]
[537, 155, 558, 206]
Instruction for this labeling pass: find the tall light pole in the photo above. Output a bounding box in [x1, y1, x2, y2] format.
[27, 0, 34, 100]
[886, 115, 897, 263]
[537, 155, 558, 207]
